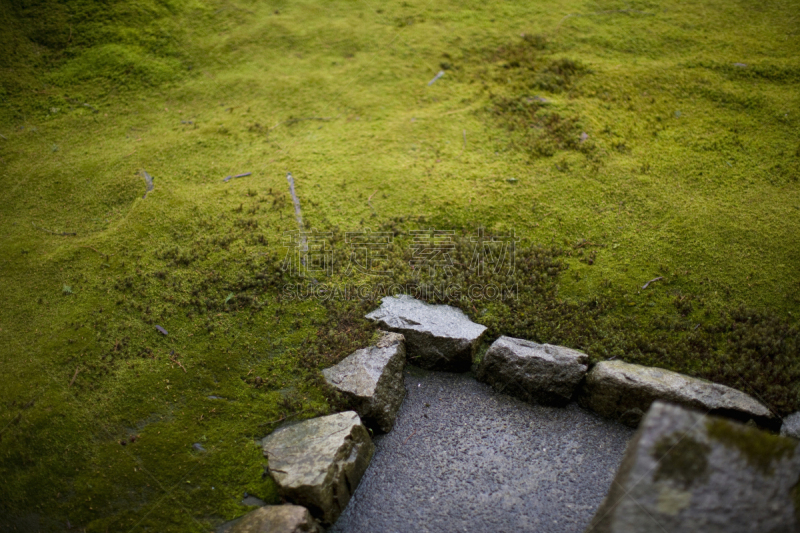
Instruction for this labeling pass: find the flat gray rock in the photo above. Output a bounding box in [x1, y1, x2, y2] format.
[365, 295, 487, 371]
[477, 336, 589, 405]
[579, 360, 774, 428]
[780, 411, 800, 439]
[262, 412, 374, 525]
[588, 401, 800, 533]
[323, 332, 406, 433]
[228, 505, 322, 533]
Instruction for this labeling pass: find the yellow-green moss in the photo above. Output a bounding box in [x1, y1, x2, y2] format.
[652, 431, 711, 489]
[1, 0, 799, 530]
[706, 418, 796, 476]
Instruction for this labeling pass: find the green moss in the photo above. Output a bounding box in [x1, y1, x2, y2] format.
[0, 0, 799, 529]
[48, 44, 184, 88]
[706, 418, 796, 476]
[652, 431, 711, 489]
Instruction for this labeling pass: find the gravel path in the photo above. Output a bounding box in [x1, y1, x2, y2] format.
[330, 367, 634, 533]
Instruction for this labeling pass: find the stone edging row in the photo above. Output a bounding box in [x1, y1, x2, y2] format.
[226, 294, 799, 533]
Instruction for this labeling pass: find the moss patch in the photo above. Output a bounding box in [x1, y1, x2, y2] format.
[652, 431, 711, 489]
[706, 418, 797, 477]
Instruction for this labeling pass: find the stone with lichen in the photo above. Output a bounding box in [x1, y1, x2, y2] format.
[587, 401, 800, 533]
[579, 359, 775, 428]
[228, 504, 322, 533]
[261, 412, 374, 526]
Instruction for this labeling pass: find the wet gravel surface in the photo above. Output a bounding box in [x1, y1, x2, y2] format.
[330, 367, 634, 533]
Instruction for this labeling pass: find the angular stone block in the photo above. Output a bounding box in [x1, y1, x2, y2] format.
[476, 336, 588, 405]
[262, 412, 374, 525]
[323, 331, 406, 433]
[588, 401, 800, 533]
[365, 295, 487, 372]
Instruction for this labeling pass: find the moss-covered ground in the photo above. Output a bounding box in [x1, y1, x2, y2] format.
[1, 0, 799, 530]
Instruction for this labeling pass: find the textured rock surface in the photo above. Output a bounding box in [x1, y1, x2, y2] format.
[262, 412, 374, 525]
[476, 336, 589, 405]
[588, 401, 800, 533]
[579, 360, 774, 428]
[330, 368, 634, 533]
[228, 505, 322, 533]
[365, 295, 487, 371]
[781, 411, 800, 439]
[322, 332, 406, 433]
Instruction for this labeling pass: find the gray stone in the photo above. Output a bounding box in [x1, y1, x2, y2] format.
[476, 336, 588, 405]
[579, 360, 774, 428]
[781, 411, 800, 439]
[241, 496, 266, 507]
[365, 295, 487, 371]
[322, 332, 406, 433]
[262, 411, 374, 525]
[587, 401, 800, 533]
[228, 505, 322, 533]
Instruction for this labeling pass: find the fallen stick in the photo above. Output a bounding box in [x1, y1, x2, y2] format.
[427, 70, 445, 86]
[223, 172, 252, 183]
[69, 366, 80, 387]
[642, 276, 664, 289]
[172, 357, 187, 373]
[286, 172, 307, 262]
[367, 189, 379, 214]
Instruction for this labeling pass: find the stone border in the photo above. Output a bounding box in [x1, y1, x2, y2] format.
[236, 295, 790, 532]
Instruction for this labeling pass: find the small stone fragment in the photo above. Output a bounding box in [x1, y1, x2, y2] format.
[587, 401, 800, 533]
[228, 505, 322, 533]
[322, 332, 406, 432]
[241, 495, 266, 508]
[476, 336, 588, 405]
[780, 411, 800, 439]
[262, 412, 374, 525]
[365, 295, 487, 371]
[142, 170, 154, 198]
